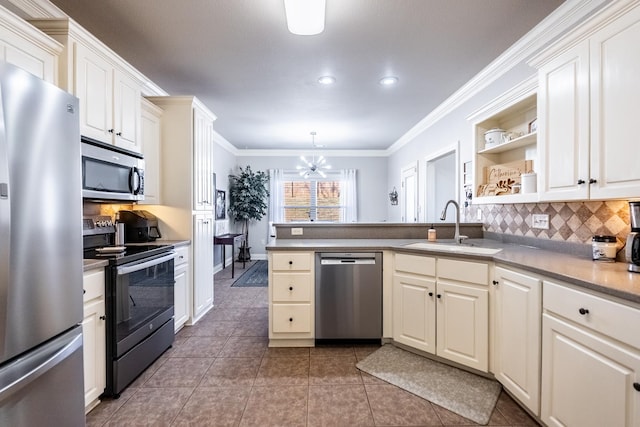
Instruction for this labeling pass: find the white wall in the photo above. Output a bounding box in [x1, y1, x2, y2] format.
[212, 140, 238, 266]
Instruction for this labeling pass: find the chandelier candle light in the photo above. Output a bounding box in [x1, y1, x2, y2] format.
[297, 131, 331, 178]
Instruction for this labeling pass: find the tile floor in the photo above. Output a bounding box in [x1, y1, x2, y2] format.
[86, 261, 540, 426]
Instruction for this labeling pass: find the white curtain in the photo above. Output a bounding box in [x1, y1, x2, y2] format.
[268, 169, 285, 236]
[340, 169, 357, 222]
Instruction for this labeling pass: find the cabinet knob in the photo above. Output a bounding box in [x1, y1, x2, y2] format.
[99, 315, 106, 320]
[633, 382, 640, 392]
[289, 261, 293, 265]
[289, 286, 293, 291]
[577, 179, 586, 185]
[107, 128, 114, 133]
[492, 280, 499, 286]
[589, 178, 597, 184]
[578, 308, 589, 315]
[83, 289, 86, 294]
[289, 317, 293, 322]
[437, 294, 442, 299]
[428, 292, 433, 297]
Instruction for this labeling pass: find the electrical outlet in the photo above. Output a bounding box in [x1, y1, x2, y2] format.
[291, 227, 303, 236]
[476, 208, 482, 221]
[532, 214, 549, 229]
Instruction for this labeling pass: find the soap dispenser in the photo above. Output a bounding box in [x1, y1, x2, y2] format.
[428, 225, 436, 242]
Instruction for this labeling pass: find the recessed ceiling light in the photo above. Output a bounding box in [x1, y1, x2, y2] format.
[318, 76, 336, 85]
[379, 76, 399, 86]
[284, 0, 326, 35]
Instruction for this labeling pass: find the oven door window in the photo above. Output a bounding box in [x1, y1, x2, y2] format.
[115, 256, 174, 354]
[83, 157, 133, 194]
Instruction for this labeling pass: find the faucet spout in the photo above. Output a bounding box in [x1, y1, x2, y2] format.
[440, 199, 464, 244]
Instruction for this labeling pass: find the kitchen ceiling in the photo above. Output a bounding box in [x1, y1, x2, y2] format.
[46, 0, 564, 151]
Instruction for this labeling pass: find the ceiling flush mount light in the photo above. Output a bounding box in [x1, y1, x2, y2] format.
[379, 76, 399, 86]
[284, 0, 326, 35]
[317, 75, 335, 85]
[296, 131, 331, 178]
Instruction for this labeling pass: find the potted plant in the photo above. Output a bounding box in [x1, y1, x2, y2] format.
[228, 165, 269, 261]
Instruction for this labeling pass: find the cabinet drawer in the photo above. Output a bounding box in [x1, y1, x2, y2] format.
[272, 304, 312, 333]
[272, 273, 312, 302]
[395, 253, 436, 276]
[438, 258, 488, 285]
[271, 252, 312, 271]
[544, 280, 640, 349]
[83, 269, 105, 302]
[174, 246, 189, 267]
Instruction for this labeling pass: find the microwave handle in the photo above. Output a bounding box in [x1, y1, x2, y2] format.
[130, 167, 142, 195]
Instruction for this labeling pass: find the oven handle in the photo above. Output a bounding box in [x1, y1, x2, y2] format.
[116, 252, 175, 276]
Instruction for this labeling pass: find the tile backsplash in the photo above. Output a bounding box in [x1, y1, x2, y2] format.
[478, 200, 630, 244]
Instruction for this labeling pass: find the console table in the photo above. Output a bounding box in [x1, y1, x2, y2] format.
[214, 233, 245, 278]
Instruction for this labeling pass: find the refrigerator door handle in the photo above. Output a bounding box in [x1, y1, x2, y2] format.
[0, 98, 9, 358]
[0, 331, 82, 402]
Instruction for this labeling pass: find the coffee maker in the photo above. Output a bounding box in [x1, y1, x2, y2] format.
[626, 201, 640, 273]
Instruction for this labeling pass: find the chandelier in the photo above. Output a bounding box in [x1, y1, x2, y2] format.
[296, 132, 331, 178]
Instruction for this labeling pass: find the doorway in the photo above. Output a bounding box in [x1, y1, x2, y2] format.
[401, 162, 418, 223]
[425, 143, 459, 223]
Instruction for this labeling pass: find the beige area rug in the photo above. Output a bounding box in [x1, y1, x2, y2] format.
[356, 344, 501, 425]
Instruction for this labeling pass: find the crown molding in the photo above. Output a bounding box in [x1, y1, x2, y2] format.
[213, 129, 238, 156]
[5, 0, 66, 18]
[234, 148, 388, 158]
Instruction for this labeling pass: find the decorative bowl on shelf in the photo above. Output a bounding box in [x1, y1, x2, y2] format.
[484, 128, 506, 148]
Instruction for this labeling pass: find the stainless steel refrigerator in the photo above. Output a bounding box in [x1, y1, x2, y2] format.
[0, 62, 85, 425]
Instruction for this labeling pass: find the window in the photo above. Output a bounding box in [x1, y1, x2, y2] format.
[283, 178, 342, 222]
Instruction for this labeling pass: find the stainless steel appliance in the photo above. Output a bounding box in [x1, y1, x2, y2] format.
[81, 137, 145, 202]
[83, 215, 175, 397]
[118, 210, 162, 242]
[0, 62, 85, 425]
[626, 201, 640, 273]
[315, 252, 382, 341]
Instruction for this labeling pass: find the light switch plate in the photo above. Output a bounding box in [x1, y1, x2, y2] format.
[291, 227, 303, 235]
[532, 214, 549, 229]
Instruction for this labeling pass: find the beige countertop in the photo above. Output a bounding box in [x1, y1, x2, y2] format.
[267, 238, 640, 305]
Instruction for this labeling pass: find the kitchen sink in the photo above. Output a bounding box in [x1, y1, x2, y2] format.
[403, 242, 503, 255]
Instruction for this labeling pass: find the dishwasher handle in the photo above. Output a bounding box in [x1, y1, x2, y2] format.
[320, 258, 377, 265]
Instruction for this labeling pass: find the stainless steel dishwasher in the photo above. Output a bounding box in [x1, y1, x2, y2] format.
[315, 252, 382, 340]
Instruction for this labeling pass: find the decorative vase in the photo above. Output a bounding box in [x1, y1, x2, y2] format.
[238, 246, 252, 262]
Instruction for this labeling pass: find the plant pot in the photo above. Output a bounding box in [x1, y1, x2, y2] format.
[237, 246, 252, 262]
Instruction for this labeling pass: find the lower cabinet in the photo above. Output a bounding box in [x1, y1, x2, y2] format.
[192, 214, 214, 322]
[82, 268, 106, 412]
[393, 253, 489, 372]
[173, 245, 191, 332]
[268, 251, 314, 346]
[541, 280, 640, 427]
[492, 265, 542, 415]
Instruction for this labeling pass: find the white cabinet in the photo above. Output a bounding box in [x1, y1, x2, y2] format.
[0, 7, 60, 83]
[541, 280, 640, 427]
[268, 251, 314, 346]
[468, 77, 538, 205]
[193, 107, 214, 211]
[82, 268, 106, 413]
[532, 2, 640, 201]
[139, 98, 163, 205]
[492, 265, 542, 415]
[173, 245, 191, 332]
[392, 253, 489, 372]
[193, 214, 214, 321]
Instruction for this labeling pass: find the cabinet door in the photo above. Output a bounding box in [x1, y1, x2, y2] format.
[538, 40, 590, 201]
[192, 214, 214, 321]
[113, 69, 141, 153]
[493, 266, 542, 415]
[139, 99, 162, 204]
[174, 262, 190, 332]
[75, 44, 113, 143]
[0, 35, 56, 82]
[589, 5, 640, 199]
[541, 314, 640, 427]
[436, 281, 489, 372]
[82, 297, 105, 409]
[193, 107, 214, 211]
[392, 273, 436, 354]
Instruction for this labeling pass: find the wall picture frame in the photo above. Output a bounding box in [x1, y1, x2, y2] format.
[215, 190, 226, 220]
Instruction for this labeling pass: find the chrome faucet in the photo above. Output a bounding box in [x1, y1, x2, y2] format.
[440, 199, 467, 244]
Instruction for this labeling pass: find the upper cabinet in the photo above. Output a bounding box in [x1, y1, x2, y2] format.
[0, 7, 61, 83]
[530, 0, 640, 201]
[468, 76, 538, 205]
[139, 98, 163, 205]
[29, 18, 161, 154]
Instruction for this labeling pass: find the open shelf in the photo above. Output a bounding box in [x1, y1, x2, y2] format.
[477, 132, 537, 154]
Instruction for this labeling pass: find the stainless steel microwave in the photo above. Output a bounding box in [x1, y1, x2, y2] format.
[81, 137, 145, 201]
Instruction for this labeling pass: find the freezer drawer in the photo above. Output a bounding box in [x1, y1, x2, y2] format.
[0, 326, 85, 426]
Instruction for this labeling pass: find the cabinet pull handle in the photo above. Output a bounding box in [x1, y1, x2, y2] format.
[289, 317, 293, 322]
[589, 178, 597, 184]
[578, 308, 589, 315]
[492, 280, 499, 286]
[428, 292, 433, 297]
[633, 382, 640, 392]
[577, 179, 585, 185]
[436, 294, 442, 299]
[289, 286, 293, 291]
[99, 315, 106, 320]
